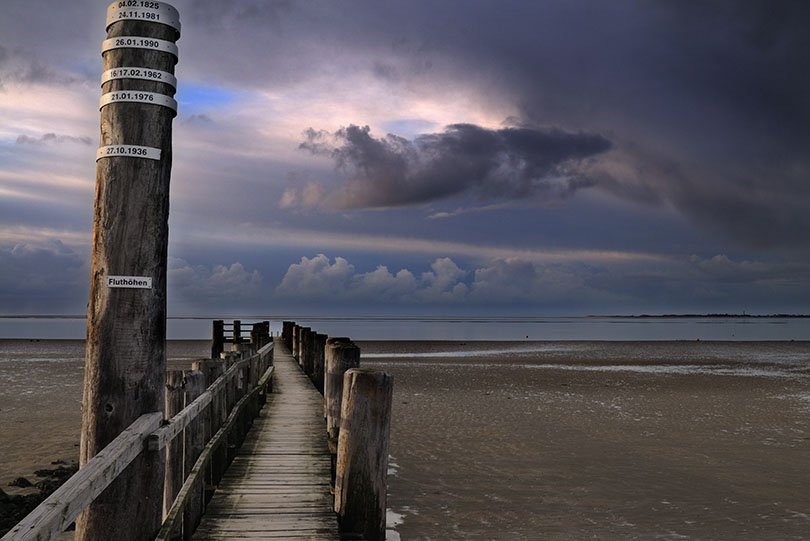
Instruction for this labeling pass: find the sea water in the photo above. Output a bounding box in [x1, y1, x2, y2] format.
[1, 315, 809, 340]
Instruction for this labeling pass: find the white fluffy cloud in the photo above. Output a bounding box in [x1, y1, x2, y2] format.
[275, 254, 601, 305]
[169, 258, 263, 301]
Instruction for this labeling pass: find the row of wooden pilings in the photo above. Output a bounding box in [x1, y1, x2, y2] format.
[211, 320, 271, 358]
[281, 321, 394, 541]
[161, 327, 274, 540]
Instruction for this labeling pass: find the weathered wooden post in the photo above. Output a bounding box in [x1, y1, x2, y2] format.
[78, 2, 180, 539]
[300, 326, 312, 371]
[335, 369, 393, 541]
[292, 324, 299, 359]
[233, 320, 242, 346]
[183, 370, 206, 540]
[312, 333, 327, 394]
[302, 327, 314, 377]
[325, 338, 360, 435]
[282, 321, 293, 350]
[211, 320, 224, 358]
[163, 370, 185, 520]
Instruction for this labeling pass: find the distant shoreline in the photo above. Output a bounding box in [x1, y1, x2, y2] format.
[0, 314, 808, 320]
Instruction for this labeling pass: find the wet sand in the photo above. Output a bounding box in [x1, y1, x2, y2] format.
[0, 340, 209, 494]
[359, 341, 810, 540]
[3, 340, 810, 539]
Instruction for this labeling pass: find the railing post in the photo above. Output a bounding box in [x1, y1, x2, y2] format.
[183, 370, 206, 540]
[163, 370, 185, 521]
[78, 2, 180, 539]
[335, 369, 394, 541]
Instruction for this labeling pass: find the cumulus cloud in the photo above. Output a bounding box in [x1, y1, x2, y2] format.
[298, 123, 612, 209]
[16, 133, 92, 146]
[275, 254, 606, 306]
[168, 258, 263, 300]
[276, 254, 470, 302]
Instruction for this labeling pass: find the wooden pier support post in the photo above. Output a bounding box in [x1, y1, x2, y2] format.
[163, 370, 185, 520]
[325, 338, 360, 435]
[78, 3, 181, 539]
[233, 320, 242, 346]
[211, 320, 224, 359]
[335, 369, 394, 541]
[183, 370, 206, 540]
[300, 327, 312, 372]
[312, 333, 327, 394]
[292, 324, 299, 360]
[282, 321, 293, 350]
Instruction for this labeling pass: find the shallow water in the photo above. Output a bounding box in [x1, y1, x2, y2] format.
[0, 339, 209, 489]
[358, 341, 810, 540]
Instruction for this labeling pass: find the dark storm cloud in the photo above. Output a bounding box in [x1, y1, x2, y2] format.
[0, 44, 83, 87]
[0, 240, 88, 313]
[172, 0, 810, 249]
[300, 123, 611, 208]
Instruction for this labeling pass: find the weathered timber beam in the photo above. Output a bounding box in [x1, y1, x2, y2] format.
[147, 342, 273, 451]
[155, 364, 275, 540]
[2, 412, 163, 541]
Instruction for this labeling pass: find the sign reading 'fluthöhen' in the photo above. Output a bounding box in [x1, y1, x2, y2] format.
[106, 275, 153, 289]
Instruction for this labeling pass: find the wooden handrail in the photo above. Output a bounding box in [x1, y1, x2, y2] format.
[146, 342, 272, 452]
[2, 413, 164, 541]
[2, 341, 275, 541]
[155, 364, 275, 540]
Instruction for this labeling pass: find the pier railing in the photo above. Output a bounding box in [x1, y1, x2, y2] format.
[281, 321, 394, 541]
[5, 319, 394, 541]
[2, 339, 274, 541]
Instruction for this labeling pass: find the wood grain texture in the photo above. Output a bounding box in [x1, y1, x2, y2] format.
[2, 413, 163, 541]
[335, 369, 393, 541]
[193, 339, 338, 539]
[79, 13, 179, 541]
[164, 370, 186, 519]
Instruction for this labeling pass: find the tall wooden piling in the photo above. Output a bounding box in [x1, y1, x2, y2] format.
[292, 324, 299, 360]
[282, 321, 293, 350]
[300, 326, 312, 372]
[335, 369, 394, 541]
[312, 333, 327, 394]
[78, 2, 181, 539]
[325, 338, 360, 437]
[211, 320, 224, 358]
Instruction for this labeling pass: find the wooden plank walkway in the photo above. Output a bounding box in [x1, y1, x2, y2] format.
[194, 339, 339, 540]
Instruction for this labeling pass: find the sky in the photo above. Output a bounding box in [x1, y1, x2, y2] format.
[1, 0, 809, 318]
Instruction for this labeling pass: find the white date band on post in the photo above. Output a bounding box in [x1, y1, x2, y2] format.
[101, 67, 177, 88]
[101, 36, 178, 58]
[96, 145, 162, 161]
[99, 91, 178, 112]
[106, 2, 181, 36]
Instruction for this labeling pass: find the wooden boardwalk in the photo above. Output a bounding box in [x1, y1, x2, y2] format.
[194, 339, 339, 540]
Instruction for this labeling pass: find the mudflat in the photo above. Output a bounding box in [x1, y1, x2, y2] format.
[3, 340, 809, 539]
[359, 340, 810, 540]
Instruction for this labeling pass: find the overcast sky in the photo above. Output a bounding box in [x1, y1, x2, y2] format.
[1, 0, 809, 317]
